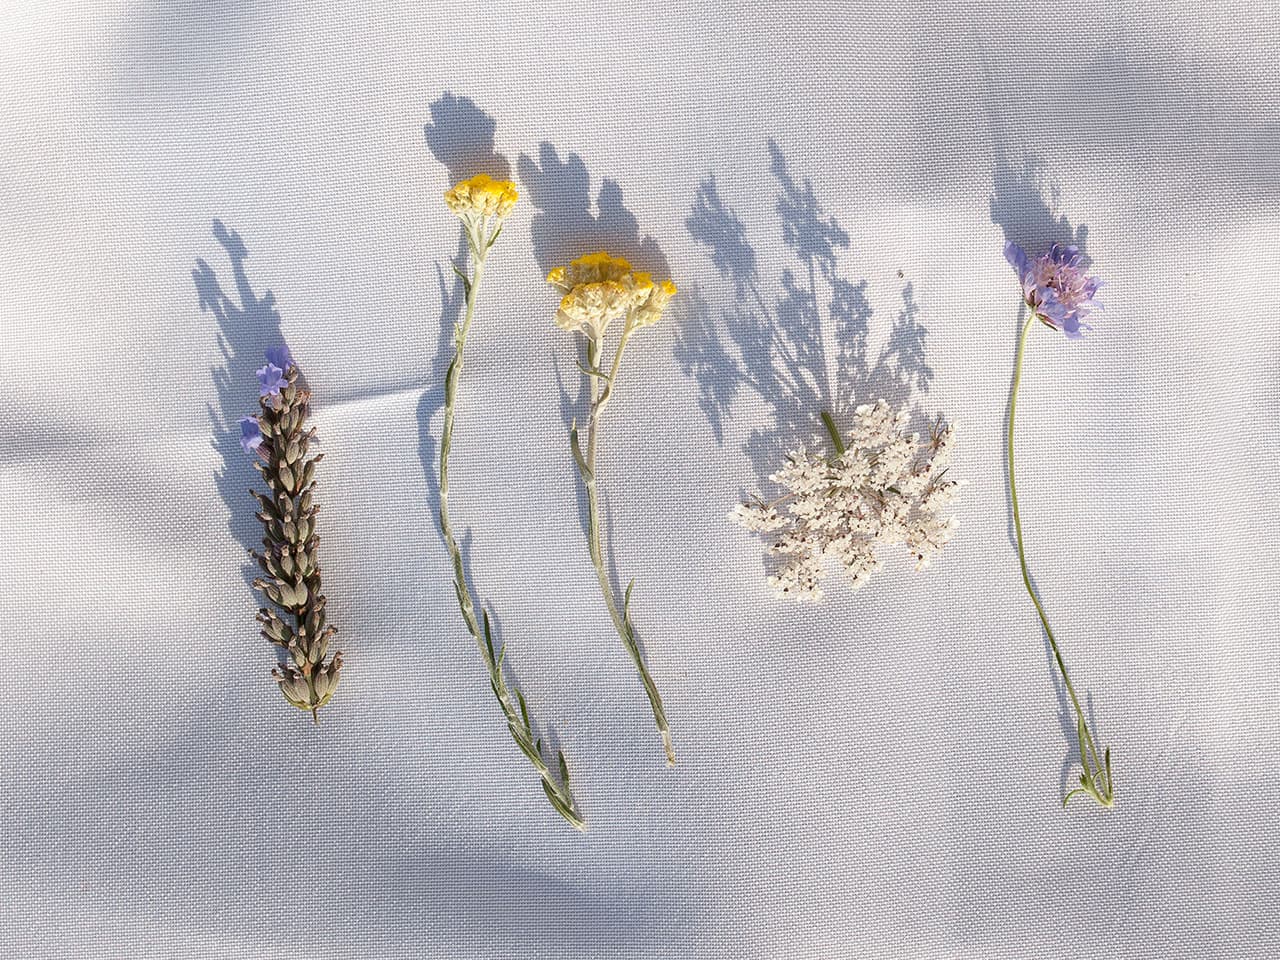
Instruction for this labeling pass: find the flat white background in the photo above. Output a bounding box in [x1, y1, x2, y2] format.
[2, 2, 1278, 957]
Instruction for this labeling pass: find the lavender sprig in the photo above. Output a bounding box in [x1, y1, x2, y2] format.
[242, 347, 343, 722]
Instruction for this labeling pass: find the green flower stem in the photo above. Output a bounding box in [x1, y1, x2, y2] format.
[439, 229, 584, 831]
[820, 409, 846, 457]
[1008, 314, 1114, 809]
[574, 329, 676, 766]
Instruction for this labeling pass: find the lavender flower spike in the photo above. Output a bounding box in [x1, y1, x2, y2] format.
[246, 356, 343, 721]
[1004, 241, 1102, 339]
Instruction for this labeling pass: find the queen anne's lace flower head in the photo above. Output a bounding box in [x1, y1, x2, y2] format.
[1004, 241, 1102, 339]
[444, 173, 519, 220]
[731, 400, 960, 600]
[547, 252, 677, 339]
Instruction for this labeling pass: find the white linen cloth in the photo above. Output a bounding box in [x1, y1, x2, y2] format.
[2, 2, 1278, 957]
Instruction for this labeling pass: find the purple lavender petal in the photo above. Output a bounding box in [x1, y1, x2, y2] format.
[257, 362, 287, 397]
[265, 345, 293, 371]
[238, 417, 263, 454]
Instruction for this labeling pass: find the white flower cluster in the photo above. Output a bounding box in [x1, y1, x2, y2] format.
[731, 400, 960, 600]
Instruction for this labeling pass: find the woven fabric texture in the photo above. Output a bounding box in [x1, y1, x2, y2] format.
[2, 2, 1278, 957]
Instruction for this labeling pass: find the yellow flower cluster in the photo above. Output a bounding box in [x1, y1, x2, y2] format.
[444, 173, 519, 220]
[546, 252, 678, 338]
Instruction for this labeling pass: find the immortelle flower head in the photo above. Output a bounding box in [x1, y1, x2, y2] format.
[243, 347, 343, 722]
[546, 252, 676, 340]
[1004, 239, 1114, 809]
[1004, 241, 1102, 339]
[548, 250, 679, 766]
[436, 173, 584, 831]
[732, 401, 960, 600]
[444, 172, 519, 220]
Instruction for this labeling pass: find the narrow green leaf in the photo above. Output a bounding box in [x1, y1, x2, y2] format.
[570, 425, 592, 481]
[624, 578, 636, 617]
[450, 261, 471, 295]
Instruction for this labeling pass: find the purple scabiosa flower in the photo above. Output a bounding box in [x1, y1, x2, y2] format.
[238, 416, 263, 454]
[1004, 241, 1102, 339]
[264, 345, 293, 371]
[256, 361, 287, 397]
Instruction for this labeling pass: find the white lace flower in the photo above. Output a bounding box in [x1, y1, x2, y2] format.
[731, 400, 960, 600]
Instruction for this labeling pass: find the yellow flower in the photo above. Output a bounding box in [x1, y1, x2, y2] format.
[546, 251, 633, 291]
[547, 252, 678, 337]
[631, 275, 677, 328]
[444, 173, 519, 220]
[554, 280, 634, 338]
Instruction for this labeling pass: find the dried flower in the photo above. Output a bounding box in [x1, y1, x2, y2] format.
[545, 253, 677, 339]
[549, 250, 680, 766]
[733, 400, 959, 600]
[436, 173, 583, 830]
[1005, 245, 1114, 808]
[238, 416, 263, 455]
[1004, 241, 1102, 339]
[546, 251, 633, 288]
[265, 345, 293, 370]
[245, 348, 343, 722]
[444, 172, 519, 220]
[256, 361, 287, 397]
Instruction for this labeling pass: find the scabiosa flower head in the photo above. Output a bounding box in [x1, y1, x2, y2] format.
[444, 173, 519, 220]
[238, 416, 263, 454]
[731, 400, 960, 600]
[1005, 241, 1102, 339]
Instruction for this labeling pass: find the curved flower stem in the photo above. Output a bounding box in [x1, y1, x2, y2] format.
[1008, 315, 1114, 809]
[439, 234, 585, 831]
[573, 330, 676, 766]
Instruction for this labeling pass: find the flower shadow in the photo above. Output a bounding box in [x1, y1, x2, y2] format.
[989, 150, 1094, 793]
[677, 139, 935, 500]
[195, 218, 288, 591]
